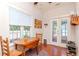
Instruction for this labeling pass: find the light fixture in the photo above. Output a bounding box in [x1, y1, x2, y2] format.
[34, 2, 52, 5]
[34, 2, 38, 5]
[71, 3, 79, 25]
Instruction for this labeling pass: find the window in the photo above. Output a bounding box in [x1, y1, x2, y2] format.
[23, 26, 30, 38]
[9, 7, 33, 44]
[52, 21, 57, 42]
[10, 25, 30, 43]
[61, 20, 67, 43]
[10, 25, 20, 43]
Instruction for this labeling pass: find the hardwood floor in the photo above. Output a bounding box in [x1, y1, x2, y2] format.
[26, 44, 67, 56]
[41, 44, 67, 56]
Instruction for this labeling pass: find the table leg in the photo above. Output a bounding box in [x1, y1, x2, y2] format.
[14, 44, 26, 56]
[36, 46, 38, 55]
[15, 44, 17, 49]
[21, 46, 26, 56]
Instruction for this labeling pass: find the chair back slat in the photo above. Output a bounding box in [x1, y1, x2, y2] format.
[36, 33, 42, 46]
[0, 36, 23, 56]
[0, 36, 3, 55]
[0, 37, 10, 56]
[36, 33, 42, 42]
[3, 50, 8, 56]
[3, 40, 7, 43]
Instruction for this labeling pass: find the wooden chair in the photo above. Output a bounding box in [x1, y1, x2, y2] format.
[0, 36, 23, 56]
[36, 33, 42, 50]
[26, 38, 39, 55]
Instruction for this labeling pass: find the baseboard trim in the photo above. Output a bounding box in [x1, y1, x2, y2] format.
[42, 43, 67, 49]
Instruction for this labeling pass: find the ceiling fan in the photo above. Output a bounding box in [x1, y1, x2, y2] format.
[34, 2, 52, 5]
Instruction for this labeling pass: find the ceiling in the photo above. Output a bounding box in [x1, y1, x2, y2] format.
[10, 2, 76, 13]
[33, 2, 75, 12]
[33, 2, 62, 11]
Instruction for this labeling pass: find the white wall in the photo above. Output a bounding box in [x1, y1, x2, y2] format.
[42, 3, 76, 47]
[0, 2, 79, 55]
[75, 3, 79, 55]
[0, 2, 42, 56]
[11, 2, 77, 48]
[9, 2, 43, 37]
[9, 7, 33, 26]
[0, 2, 9, 56]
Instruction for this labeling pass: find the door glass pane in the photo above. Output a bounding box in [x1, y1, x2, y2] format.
[61, 20, 67, 43]
[52, 21, 57, 42]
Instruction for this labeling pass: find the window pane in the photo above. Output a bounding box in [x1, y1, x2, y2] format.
[18, 31, 20, 38]
[24, 26, 30, 31]
[52, 21, 57, 42]
[10, 31, 13, 39]
[13, 32, 17, 39]
[10, 25, 20, 31]
[61, 20, 67, 43]
[52, 36, 57, 42]
[10, 25, 30, 43]
[62, 32, 66, 36]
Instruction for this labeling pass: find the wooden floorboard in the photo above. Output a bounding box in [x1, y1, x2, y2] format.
[42, 44, 67, 56]
[26, 44, 67, 56]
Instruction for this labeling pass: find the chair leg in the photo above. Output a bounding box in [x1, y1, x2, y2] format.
[36, 47, 38, 55]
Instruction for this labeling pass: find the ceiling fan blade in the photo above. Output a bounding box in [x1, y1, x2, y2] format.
[48, 2, 52, 3]
[34, 2, 38, 5]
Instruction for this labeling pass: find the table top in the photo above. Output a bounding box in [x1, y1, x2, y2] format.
[14, 37, 39, 46]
